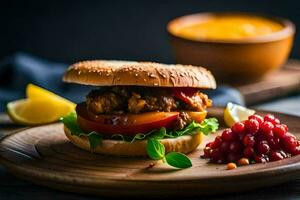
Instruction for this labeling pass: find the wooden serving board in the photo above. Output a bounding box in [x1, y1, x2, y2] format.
[236, 60, 300, 105]
[0, 108, 300, 197]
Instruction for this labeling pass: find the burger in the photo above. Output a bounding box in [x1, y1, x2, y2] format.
[62, 60, 218, 168]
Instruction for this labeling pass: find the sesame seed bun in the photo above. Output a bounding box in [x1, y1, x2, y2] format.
[64, 125, 202, 157]
[63, 60, 216, 89]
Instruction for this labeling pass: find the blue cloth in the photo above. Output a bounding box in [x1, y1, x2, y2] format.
[0, 52, 244, 111]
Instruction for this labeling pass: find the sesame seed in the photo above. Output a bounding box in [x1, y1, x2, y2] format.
[135, 73, 138, 77]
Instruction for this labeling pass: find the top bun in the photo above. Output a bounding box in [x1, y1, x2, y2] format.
[63, 60, 216, 88]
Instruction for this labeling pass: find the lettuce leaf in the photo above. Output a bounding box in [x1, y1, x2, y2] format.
[61, 112, 219, 147]
[61, 112, 102, 149]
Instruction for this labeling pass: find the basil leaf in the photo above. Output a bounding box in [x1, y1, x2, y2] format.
[88, 132, 102, 149]
[150, 127, 167, 139]
[146, 138, 165, 160]
[60, 112, 84, 136]
[165, 152, 192, 169]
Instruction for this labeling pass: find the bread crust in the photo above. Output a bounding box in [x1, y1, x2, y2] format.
[63, 60, 216, 89]
[64, 126, 202, 157]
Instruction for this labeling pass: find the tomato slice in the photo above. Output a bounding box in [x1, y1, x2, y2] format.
[172, 87, 198, 104]
[76, 103, 179, 136]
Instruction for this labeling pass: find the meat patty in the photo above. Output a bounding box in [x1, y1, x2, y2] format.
[86, 86, 211, 115]
[173, 112, 192, 130]
[86, 90, 125, 114]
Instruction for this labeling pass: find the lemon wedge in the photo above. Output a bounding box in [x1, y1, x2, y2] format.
[224, 102, 255, 127]
[26, 83, 75, 107]
[7, 84, 76, 125]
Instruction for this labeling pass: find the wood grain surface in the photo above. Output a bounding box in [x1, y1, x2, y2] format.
[0, 108, 300, 197]
[237, 60, 300, 105]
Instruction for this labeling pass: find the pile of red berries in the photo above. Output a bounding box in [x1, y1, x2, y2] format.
[203, 114, 300, 164]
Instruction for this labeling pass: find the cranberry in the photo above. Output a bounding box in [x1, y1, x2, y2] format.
[257, 141, 270, 154]
[282, 134, 298, 153]
[254, 154, 269, 163]
[227, 152, 241, 163]
[221, 129, 236, 142]
[231, 122, 245, 134]
[211, 136, 222, 149]
[205, 142, 213, 148]
[266, 130, 275, 138]
[273, 124, 287, 138]
[260, 121, 274, 135]
[238, 132, 246, 141]
[268, 137, 281, 150]
[210, 148, 223, 161]
[243, 147, 254, 158]
[249, 114, 264, 125]
[264, 114, 280, 125]
[203, 147, 212, 158]
[219, 141, 230, 153]
[270, 151, 284, 161]
[273, 118, 280, 125]
[292, 146, 300, 155]
[203, 113, 295, 165]
[286, 132, 297, 140]
[229, 141, 243, 153]
[281, 124, 289, 132]
[243, 134, 255, 147]
[255, 132, 266, 142]
[244, 119, 260, 134]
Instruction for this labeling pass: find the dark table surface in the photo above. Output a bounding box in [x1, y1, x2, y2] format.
[0, 97, 299, 200]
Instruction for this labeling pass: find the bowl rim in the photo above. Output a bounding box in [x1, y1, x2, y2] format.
[167, 12, 295, 44]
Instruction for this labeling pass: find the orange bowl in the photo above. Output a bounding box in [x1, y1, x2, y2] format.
[167, 12, 295, 83]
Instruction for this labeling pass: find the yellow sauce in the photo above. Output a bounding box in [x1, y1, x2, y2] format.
[175, 15, 283, 41]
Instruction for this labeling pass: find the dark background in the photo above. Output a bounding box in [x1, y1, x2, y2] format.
[1, 0, 300, 64]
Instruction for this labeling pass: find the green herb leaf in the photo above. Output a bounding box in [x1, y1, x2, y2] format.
[198, 118, 219, 135]
[61, 112, 102, 149]
[60, 112, 84, 136]
[165, 152, 192, 169]
[146, 138, 165, 160]
[150, 127, 167, 139]
[88, 132, 102, 149]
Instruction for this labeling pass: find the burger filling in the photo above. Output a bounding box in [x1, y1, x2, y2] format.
[62, 86, 218, 146]
[85, 86, 212, 130]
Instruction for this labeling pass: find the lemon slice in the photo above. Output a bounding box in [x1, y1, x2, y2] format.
[224, 102, 255, 127]
[7, 84, 76, 125]
[7, 99, 74, 125]
[26, 84, 75, 108]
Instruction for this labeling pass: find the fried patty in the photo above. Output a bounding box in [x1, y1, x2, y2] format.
[86, 86, 211, 130]
[86, 86, 211, 114]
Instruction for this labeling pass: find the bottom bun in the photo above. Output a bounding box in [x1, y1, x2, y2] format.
[64, 126, 202, 157]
